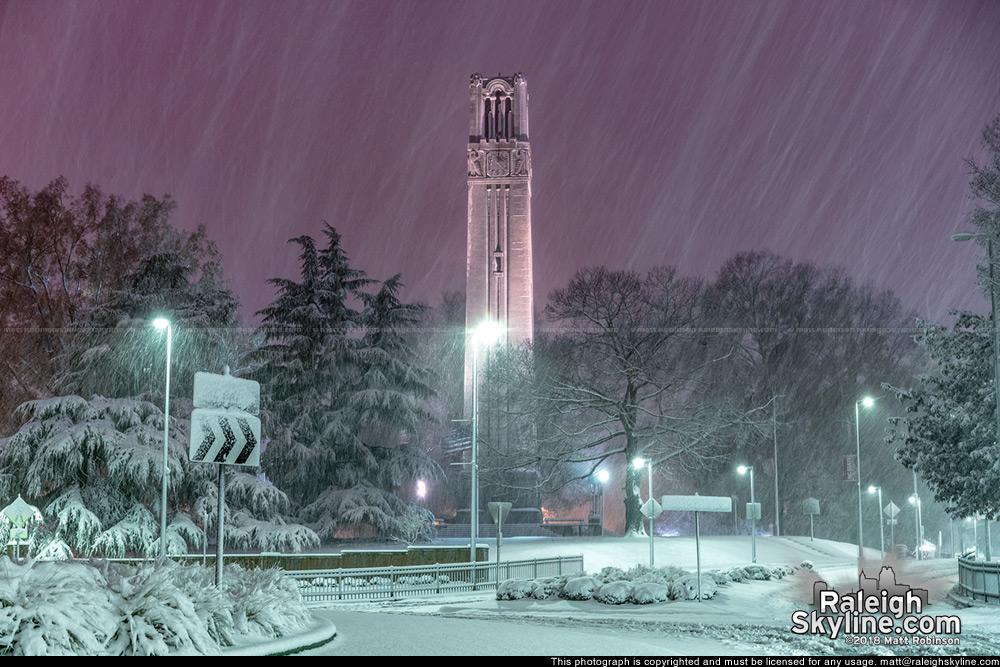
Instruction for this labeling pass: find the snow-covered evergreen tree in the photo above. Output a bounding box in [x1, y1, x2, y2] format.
[887, 313, 1000, 519]
[888, 115, 1000, 521]
[255, 225, 442, 540]
[0, 395, 318, 557]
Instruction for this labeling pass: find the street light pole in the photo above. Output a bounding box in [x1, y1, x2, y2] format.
[869, 485, 884, 559]
[854, 397, 873, 563]
[633, 457, 655, 567]
[153, 318, 172, 559]
[772, 396, 780, 538]
[469, 320, 502, 568]
[738, 465, 756, 563]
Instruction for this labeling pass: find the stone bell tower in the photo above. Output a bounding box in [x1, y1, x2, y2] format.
[464, 73, 534, 417]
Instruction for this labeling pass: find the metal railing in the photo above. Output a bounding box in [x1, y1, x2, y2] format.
[287, 554, 584, 604]
[957, 555, 1000, 604]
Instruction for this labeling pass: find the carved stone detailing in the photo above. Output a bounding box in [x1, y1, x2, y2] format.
[486, 151, 510, 178]
[470, 73, 482, 87]
[468, 149, 485, 177]
[511, 149, 530, 177]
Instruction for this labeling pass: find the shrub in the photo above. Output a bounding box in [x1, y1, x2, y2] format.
[0, 557, 310, 655]
[668, 575, 718, 600]
[630, 582, 669, 604]
[563, 576, 599, 601]
[496, 579, 532, 600]
[595, 580, 633, 605]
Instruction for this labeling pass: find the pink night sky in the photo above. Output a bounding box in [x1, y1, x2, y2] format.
[2, 0, 999, 325]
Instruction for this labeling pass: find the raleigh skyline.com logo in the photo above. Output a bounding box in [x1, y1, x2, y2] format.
[790, 566, 962, 647]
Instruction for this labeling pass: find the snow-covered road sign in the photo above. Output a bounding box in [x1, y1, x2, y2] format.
[190, 370, 262, 467]
[190, 408, 261, 466]
[884, 501, 900, 519]
[660, 495, 732, 513]
[193, 371, 260, 413]
[746, 502, 761, 521]
[640, 498, 662, 519]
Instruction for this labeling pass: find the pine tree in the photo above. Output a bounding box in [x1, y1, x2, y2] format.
[887, 313, 1000, 519]
[0, 395, 318, 557]
[888, 114, 1000, 521]
[255, 225, 441, 540]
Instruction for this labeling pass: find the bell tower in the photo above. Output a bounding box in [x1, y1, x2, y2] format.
[465, 73, 534, 416]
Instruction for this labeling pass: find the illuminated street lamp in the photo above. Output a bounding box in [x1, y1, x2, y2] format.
[868, 485, 884, 559]
[469, 319, 503, 566]
[854, 396, 874, 563]
[737, 465, 756, 563]
[152, 317, 172, 559]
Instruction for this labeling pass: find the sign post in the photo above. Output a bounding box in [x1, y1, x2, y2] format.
[661, 494, 732, 600]
[884, 501, 900, 553]
[803, 498, 820, 542]
[190, 368, 261, 586]
[488, 501, 512, 586]
[641, 497, 663, 567]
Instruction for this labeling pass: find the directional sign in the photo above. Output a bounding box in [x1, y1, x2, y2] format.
[884, 501, 900, 519]
[641, 498, 663, 519]
[190, 408, 261, 467]
[661, 495, 732, 513]
[488, 501, 512, 526]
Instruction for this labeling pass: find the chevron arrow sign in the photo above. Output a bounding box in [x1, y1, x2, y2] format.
[190, 408, 261, 467]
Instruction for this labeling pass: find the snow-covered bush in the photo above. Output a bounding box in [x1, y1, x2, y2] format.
[800, 560, 814, 570]
[563, 576, 599, 600]
[0, 557, 114, 656]
[496, 579, 532, 600]
[0, 557, 310, 655]
[103, 561, 219, 655]
[668, 574, 718, 600]
[743, 565, 772, 580]
[223, 564, 311, 640]
[725, 567, 748, 582]
[709, 570, 732, 586]
[595, 580, 633, 605]
[595, 566, 628, 583]
[530, 576, 568, 599]
[630, 582, 669, 604]
[624, 563, 690, 584]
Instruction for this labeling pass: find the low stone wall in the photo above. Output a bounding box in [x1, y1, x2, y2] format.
[172, 545, 489, 571]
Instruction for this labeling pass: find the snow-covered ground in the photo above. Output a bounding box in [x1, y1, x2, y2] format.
[295, 535, 999, 656]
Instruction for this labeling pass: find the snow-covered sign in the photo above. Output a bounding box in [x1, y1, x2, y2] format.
[190, 409, 261, 467]
[745, 502, 761, 521]
[193, 371, 260, 414]
[640, 498, 663, 519]
[660, 495, 732, 513]
[488, 502, 512, 526]
[1, 495, 42, 541]
[884, 501, 900, 519]
[190, 370, 262, 467]
[803, 498, 820, 515]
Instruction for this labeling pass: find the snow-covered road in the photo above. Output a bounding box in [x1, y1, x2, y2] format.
[292, 536, 998, 656]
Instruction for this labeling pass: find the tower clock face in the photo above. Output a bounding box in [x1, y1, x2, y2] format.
[486, 151, 510, 178]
